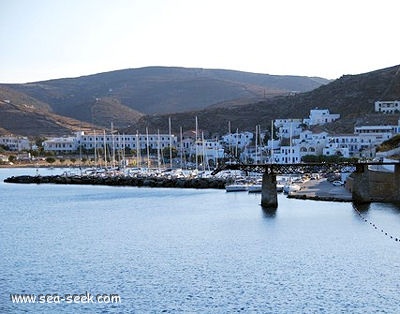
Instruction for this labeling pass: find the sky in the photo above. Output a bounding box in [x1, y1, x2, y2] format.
[0, 0, 399, 83]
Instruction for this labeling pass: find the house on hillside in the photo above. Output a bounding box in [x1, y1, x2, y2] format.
[375, 100, 400, 113]
[323, 131, 393, 159]
[294, 130, 329, 158]
[274, 119, 303, 139]
[303, 108, 340, 126]
[221, 131, 253, 150]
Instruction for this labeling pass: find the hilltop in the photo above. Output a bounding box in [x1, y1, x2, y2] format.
[128, 65, 400, 135]
[0, 67, 328, 133]
[1, 64, 400, 137]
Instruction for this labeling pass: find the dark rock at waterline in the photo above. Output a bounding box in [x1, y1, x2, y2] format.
[4, 175, 227, 190]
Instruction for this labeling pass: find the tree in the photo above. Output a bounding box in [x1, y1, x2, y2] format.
[46, 157, 56, 164]
[162, 147, 178, 159]
[8, 155, 16, 163]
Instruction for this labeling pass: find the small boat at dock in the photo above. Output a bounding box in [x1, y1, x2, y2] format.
[225, 179, 249, 192]
[248, 183, 262, 193]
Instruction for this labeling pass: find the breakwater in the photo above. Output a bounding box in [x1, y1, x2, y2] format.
[3, 174, 227, 189]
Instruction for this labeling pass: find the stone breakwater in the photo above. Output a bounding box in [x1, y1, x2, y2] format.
[4, 175, 227, 189]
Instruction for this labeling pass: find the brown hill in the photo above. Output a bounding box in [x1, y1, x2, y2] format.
[2, 65, 400, 137]
[0, 98, 97, 137]
[126, 65, 400, 135]
[2, 66, 329, 129]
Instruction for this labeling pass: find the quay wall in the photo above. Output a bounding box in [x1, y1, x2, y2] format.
[4, 175, 227, 190]
[347, 168, 399, 202]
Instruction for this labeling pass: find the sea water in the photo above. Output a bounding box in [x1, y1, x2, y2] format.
[1, 168, 400, 313]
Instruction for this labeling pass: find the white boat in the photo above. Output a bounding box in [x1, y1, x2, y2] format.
[276, 183, 284, 192]
[248, 184, 262, 193]
[225, 182, 249, 192]
[283, 183, 301, 194]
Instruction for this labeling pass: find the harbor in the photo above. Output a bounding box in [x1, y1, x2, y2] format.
[3, 165, 353, 203]
[2, 167, 400, 313]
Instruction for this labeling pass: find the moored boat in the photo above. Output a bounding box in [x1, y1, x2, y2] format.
[248, 183, 262, 193]
[225, 181, 249, 192]
[283, 183, 301, 194]
[276, 183, 284, 192]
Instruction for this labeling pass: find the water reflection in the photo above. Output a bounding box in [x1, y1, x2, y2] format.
[352, 202, 370, 213]
[261, 206, 277, 218]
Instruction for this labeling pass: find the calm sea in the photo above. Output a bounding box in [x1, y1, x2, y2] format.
[1, 168, 400, 313]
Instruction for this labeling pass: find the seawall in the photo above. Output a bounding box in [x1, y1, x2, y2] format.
[4, 175, 227, 190]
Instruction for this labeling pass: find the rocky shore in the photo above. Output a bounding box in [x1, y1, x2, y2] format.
[3, 174, 227, 190]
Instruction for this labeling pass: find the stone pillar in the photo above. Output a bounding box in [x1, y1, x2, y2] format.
[352, 164, 371, 204]
[394, 164, 400, 201]
[261, 172, 278, 208]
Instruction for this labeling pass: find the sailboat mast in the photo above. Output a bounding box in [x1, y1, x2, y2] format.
[255, 125, 258, 164]
[94, 130, 97, 167]
[136, 130, 140, 168]
[195, 116, 198, 170]
[228, 121, 231, 158]
[202, 131, 206, 171]
[111, 122, 115, 168]
[271, 120, 274, 164]
[157, 129, 161, 171]
[180, 126, 183, 168]
[103, 130, 107, 168]
[289, 122, 293, 163]
[169, 117, 172, 169]
[146, 127, 150, 169]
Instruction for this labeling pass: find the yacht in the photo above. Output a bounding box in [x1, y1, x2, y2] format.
[225, 179, 249, 192]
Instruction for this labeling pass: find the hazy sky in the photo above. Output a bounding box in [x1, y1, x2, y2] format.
[1, 0, 399, 83]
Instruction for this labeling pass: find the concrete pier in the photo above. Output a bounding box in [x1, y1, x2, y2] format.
[261, 172, 278, 209]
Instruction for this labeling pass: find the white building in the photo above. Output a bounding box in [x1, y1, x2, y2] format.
[0, 135, 31, 151]
[323, 132, 392, 159]
[189, 139, 225, 162]
[274, 145, 301, 164]
[304, 108, 340, 126]
[42, 136, 78, 153]
[78, 132, 177, 151]
[43, 131, 178, 153]
[294, 130, 329, 158]
[241, 145, 268, 163]
[354, 125, 395, 137]
[221, 131, 253, 150]
[375, 100, 400, 113]
[274, 119, 303, 139]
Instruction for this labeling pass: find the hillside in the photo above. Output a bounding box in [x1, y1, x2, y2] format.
[1, 66, 329, 129]
[127, 65, 400, 135]
[2, 65, 400, 137]
[0, 98, 97, 137]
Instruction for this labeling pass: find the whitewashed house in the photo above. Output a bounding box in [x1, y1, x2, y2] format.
[323, 131, 392, 159]
[294, 130, 329, 158]
[221, 131, 253, 150]
[0, 135, 31, 151]
[303, 108, 340, 126]
[375, 100, 400, 114]
[42, 136, 78, 153]
[189, 139, 225, 163]
[43, 131, 178, 154]
[274, 119, 303, 139]
[275, 145, 301, 164]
